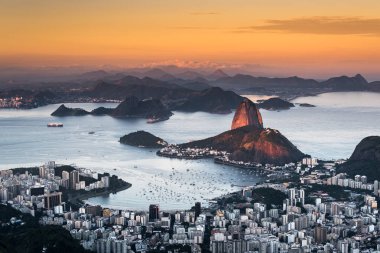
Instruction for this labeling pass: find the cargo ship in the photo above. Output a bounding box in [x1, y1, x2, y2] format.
[47, 122, 63, 127]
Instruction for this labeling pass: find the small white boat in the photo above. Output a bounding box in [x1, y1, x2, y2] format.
[47, 122, 63, 127]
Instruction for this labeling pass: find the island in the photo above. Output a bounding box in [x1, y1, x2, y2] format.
[258, 97, 295, 110]
[174, 87, 243, 114]
[51, 104, 90, 116]
[51, 96, 174, 123]
[299, 103, 316, 107]
[119, 131, 167, 148]
[112, 96, 173, 122]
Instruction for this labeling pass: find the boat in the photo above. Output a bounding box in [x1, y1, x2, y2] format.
[147, 118, 161, 124]
[147, 116, 169, 124]
[88, 131, 95, 134]
[47, 122, 63, 127]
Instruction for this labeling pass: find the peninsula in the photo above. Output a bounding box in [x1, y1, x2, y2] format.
[158, 98, 306, 165]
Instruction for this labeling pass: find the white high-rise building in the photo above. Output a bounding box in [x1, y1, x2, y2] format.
[302, 157, 318, 167]
[39, 166, 47, 178]
[374, 180, 379, 196]
[0, 188, 8, 202]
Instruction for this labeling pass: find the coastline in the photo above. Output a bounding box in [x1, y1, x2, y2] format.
[68, 183, 132, 207]
[7, 165, 132, 209]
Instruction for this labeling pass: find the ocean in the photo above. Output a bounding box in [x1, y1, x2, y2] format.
[1, 91, 379, 210]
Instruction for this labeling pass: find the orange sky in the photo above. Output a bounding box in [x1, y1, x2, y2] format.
[1, 0, 380, 79]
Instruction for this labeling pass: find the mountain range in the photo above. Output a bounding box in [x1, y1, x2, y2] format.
[80, 70, 380, 103]
[2, 65, 380, 94]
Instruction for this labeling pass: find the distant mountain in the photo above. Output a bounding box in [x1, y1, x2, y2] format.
[120, 131, 167, 148]
[87, 75, 248, 114]
[88, 77, 190, 100]
[208, 69, 229, 80]
[51, 104, 90, 116]
[337, 136, 380, 180]
[80, 73, 379, 116]
[258, 98, 295, 110]
[112, 96, 173, 121]
[142, 68, 176, 81]
[213, 73, 374, 94]
[177, 81, 211, 91]
[114, 75, 181, 90]
[79, 70, 109, 80]
[215, 74, 319, 90]
[177, 71, 205, 80]
[174, 87, 243, 113]
[321, 74, 368, 91]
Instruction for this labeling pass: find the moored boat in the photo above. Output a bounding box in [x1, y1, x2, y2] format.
[47, 122, 63, 127]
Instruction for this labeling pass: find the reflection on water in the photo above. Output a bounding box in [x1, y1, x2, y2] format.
[0, 92, 380, 210]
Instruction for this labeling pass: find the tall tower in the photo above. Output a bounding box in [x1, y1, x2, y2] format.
[69, 170, 79, 190]
[149, 204, 159, 222]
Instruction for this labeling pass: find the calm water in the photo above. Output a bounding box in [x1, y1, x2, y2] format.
[0, 92, 380, 210]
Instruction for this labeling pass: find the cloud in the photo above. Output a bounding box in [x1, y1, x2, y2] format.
[139, 60, 266, 72]
[236, 16, 380, 36]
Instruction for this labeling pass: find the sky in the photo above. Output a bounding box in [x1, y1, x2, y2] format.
[1, 0, 380, 79]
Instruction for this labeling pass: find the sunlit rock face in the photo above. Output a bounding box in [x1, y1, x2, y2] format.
[231, 99, 263, 130]
[181, 126, 305, 165]
[180, 97, 306, 165]
[228, 127, 305, 165]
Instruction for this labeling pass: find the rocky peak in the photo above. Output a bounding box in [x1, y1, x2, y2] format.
[353, 74, 368, 84]
[231, 98, 263, 130]
[208, 69, 229, 80]
[51, 104, 90, 116]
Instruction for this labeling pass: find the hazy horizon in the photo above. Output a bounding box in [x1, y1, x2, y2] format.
[0, 60, 379, 83]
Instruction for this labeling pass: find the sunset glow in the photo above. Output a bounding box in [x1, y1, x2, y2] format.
[1, 0, 380, 78]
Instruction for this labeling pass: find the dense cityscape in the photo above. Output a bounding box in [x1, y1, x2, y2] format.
[1, 157, 380, 253]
